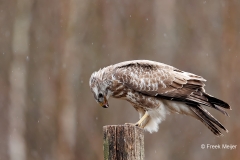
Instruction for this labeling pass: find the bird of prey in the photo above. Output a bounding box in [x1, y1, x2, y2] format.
[89, 60, 230, 136]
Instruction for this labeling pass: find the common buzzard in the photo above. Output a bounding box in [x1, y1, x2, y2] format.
[89, 60, 230, 136]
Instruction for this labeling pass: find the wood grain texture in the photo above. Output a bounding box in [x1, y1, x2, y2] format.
[103, 125, 144, 160]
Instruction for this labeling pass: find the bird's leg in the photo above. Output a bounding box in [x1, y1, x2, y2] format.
[125, 112, 150, 128]
[139, 114, 150, 128]
[135, 112, 150, 128]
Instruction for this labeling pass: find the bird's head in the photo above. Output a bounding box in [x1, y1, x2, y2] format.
[89, 71, 112, 108]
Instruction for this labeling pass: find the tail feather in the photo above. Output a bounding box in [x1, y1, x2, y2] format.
[190, 105, 228, 136]
[204, 93, 231, 109]
[187, 92, 230, 116]
[191, 95, 229, 116]
[214, 105, 229, 117]
[187, 90, 231, 116]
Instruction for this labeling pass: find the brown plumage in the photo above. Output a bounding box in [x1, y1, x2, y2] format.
[89, 60, 231, 136]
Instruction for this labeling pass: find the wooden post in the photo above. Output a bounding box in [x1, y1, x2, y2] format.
[103, 125, 144, 160]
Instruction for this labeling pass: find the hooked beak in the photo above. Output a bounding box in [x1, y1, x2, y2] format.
[99, 96, 109, 108]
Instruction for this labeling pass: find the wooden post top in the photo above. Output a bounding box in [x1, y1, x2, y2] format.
[103, 125, 144, 160]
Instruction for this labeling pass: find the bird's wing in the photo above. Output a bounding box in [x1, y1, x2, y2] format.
[113, 60, 205, 98]
[113, 60, 230, 114]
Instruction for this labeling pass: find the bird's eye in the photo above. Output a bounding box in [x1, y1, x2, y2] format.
[98, 93, 103, 98]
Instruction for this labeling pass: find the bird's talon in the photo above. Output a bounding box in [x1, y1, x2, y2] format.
[125, 123, 135, 126]
[125, 123, 142, 128]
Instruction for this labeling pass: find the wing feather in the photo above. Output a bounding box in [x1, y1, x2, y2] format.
[113, 60, 205, 98]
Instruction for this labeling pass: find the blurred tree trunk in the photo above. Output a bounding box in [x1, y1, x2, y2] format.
[173, 0, 220, 69]
[221, 0, 240, 159]
[0, 0, 16, 159]
[55, 1, 77, 160]
[71, 0, 105, 159]
[8, 0, 32, 160]
[26, 0, 70, 159]
[101, 0, 156, 62]
[26, 0, 78, 159]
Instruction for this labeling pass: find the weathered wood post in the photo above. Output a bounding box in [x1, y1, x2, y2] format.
[103, 125, 144, 160]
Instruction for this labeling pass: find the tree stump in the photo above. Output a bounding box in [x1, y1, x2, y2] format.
[103, 125, 144, 160]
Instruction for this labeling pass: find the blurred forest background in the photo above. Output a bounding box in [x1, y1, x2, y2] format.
[0, 0, 240, 160]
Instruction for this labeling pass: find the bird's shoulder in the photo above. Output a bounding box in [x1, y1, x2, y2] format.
[113, 60, 174, 71]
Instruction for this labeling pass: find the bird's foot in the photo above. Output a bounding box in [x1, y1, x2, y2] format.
[125, 123, 138, 126]
[125, 122, 143, 128]
[125, 112, 150, 129]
